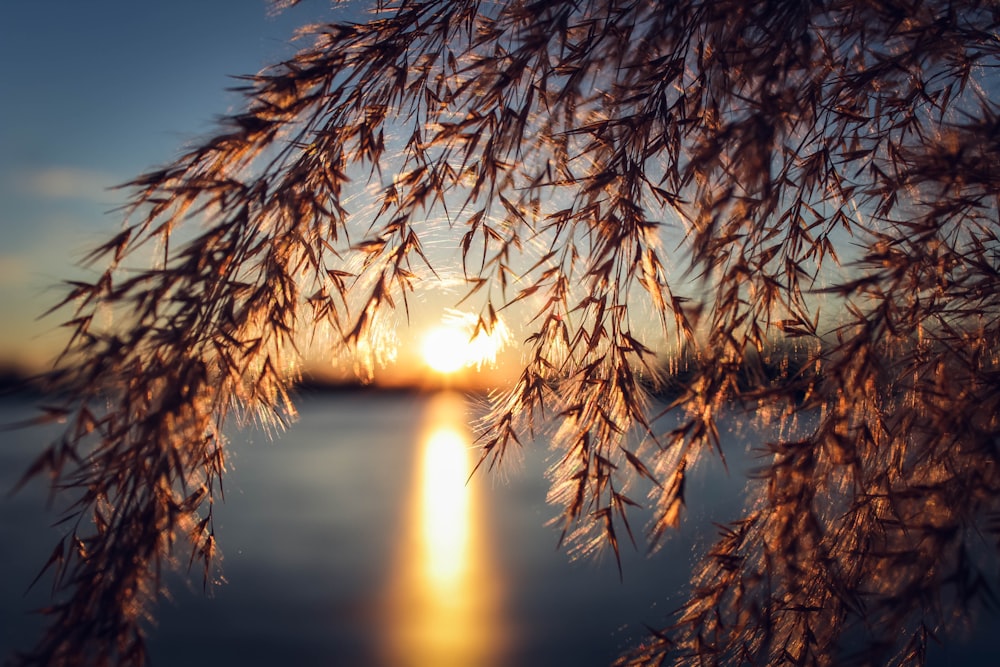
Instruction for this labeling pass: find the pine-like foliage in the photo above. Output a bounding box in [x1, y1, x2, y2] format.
[15, 1, 1000, 665]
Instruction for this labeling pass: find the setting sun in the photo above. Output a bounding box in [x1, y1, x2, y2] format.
[420, 310, 511, 375]
[421, 327, 472, 374]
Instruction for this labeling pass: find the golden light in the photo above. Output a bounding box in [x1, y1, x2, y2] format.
[420, 309, 511, 374]
[421, 326, 472, 374]
[419, 426, 471, 586]
[380, 392, 508, 667]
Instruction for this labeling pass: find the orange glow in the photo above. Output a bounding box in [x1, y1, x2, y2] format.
[421, 326, 472, 374]
[420, 427, 472, 585]
[381, 392, 508, 667]
[420, 309, 511, 375]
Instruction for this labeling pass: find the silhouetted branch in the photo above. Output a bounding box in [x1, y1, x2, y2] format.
[15, 1, 1000, 665]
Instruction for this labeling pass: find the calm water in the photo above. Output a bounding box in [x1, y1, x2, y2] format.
[1, 393, 995, 665]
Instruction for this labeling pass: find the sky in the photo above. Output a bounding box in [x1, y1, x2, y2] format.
[0, 1, 451, 376]
[0, 1, 531, 387]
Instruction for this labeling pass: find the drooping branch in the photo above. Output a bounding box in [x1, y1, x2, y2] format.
[16, 1, 1000, 665]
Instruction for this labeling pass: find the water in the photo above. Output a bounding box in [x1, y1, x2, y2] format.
[1, 393, 996, 665]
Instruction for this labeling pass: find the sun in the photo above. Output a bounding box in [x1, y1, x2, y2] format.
[421, 326, 473, 374]
[420, 310, 511, 374]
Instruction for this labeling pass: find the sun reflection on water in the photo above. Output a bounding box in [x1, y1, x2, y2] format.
[381, 392, 507, 667]
[420, 427, 471, 587]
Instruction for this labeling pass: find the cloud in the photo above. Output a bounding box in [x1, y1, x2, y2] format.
[18, 166, 117, 202]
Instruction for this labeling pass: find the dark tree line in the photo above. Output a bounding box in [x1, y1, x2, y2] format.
[13, 1, 1000, 665]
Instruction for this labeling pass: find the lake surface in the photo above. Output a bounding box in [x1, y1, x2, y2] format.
[1, 392, 996, 666]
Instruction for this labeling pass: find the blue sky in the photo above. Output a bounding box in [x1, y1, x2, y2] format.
[0, 1, 354, 368]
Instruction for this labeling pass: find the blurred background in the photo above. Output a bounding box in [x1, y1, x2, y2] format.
[1, 389, 735, 666]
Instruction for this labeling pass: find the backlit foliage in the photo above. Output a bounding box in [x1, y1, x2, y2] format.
[17, 1, 1000, 665]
